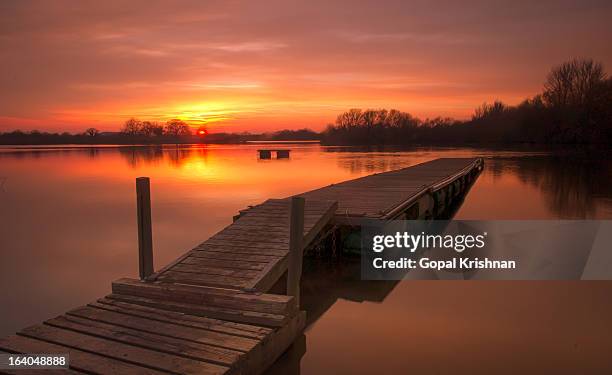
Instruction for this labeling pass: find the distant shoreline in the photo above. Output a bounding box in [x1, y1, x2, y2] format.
[0, 129, 323, 146]
[0, 141, 609, 151]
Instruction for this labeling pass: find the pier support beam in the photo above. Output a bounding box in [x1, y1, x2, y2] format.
[287, 196, 305, 307]
[136, 177, 154, 280]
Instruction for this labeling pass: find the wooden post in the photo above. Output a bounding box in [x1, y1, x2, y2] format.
[287, 196, 305, 307]
[136, 177, 154, 280]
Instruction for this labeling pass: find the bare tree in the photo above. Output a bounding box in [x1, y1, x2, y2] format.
[164, 119, 192, 136]
[141, 121, 163, 137]
[121, 118, 143, 136]
[543, 59, 606, 109]
[472, 101, 507, 120]
[84, 127, 100, 137]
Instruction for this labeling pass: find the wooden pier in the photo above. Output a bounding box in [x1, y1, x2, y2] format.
[0, 157, 482, 375]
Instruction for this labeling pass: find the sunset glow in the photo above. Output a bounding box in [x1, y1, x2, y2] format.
[1, 1, 611, 133]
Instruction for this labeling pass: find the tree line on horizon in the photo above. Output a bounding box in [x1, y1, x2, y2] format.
[83, 118, 195, 138]
[0, 118, 199, 145]
[1, 58, 610, 146]
[118, 118, 193, 137]
[321, 58, 612, 145]
[0, 121, 319, 145]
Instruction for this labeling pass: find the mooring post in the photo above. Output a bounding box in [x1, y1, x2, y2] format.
[287, 196, 305, 307]
[136, 177, 154, 280]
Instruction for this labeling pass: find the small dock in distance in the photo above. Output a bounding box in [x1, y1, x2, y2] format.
[0, 157, 483, 375]
[257, 149, 290, 159]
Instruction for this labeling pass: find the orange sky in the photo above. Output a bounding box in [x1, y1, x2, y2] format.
[1, 0, 611, 133]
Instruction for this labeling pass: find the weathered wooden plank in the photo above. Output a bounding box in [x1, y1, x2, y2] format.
[112, 278, 297, 316]
[107, 293, 289, 327]
[209, 233, 290, 245]
[236, 215, 322, 226]
[239, 207, 329, 217]
[0, 335, 164, 375]
[194, 244, 287, 257]
[189, 251, 281, 263]
[217, 225, 290, 235]
[182, 256, 269, 270]
[157, 271, 250, 289]
[250, 198, 336, 208]
[19, 324, 229, 375]
[170, 263, 261, 278]
[219, 222, 292, 230]
[65, 306, 258, 353]
[46, 315, 243, 368]
[201, 240, 289, 251]
[93, 299, 272, 338]
[238, 214, 331, 222]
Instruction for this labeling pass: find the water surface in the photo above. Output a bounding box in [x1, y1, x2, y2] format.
[1, 144, 611, 373]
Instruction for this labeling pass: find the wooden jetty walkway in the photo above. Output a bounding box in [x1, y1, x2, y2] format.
[0, 157, 483, 375]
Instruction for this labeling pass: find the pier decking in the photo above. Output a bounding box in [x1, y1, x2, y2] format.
[300, 157, 481, 220]
[0, 157, 482, 375]
[0, 279, 304, 375]
[151, 199, 338, 292]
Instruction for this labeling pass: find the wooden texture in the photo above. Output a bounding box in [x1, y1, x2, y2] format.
[299, 158, 481, 219]
[136, 177, 153, 279]
[152, 198, 338, 292]
[1, 287, 306, 375]
[0, 334, 169, 374]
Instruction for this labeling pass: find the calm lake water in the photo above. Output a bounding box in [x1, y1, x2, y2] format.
[1, 144, 611, 373]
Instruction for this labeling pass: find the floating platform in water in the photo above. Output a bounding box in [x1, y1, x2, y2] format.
[257, 149, 290, 159]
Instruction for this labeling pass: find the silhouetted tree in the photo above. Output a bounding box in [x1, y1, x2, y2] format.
[322, 59, 611, 145]
[164, 119, 192, 136]
[322, 108, 421, 145]
[542, 59, 610, 142]
[121, 118, 143, 136]
[141, 121, 164, 137]
[472, 101, 508, 121]
[543, 59, 605, 109]
[84, 128, 99, 137]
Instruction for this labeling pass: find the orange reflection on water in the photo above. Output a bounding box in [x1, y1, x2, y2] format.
[1, 145, 611, 374]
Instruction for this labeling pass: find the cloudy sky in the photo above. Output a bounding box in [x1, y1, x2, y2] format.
[1, 0, 611, 132]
